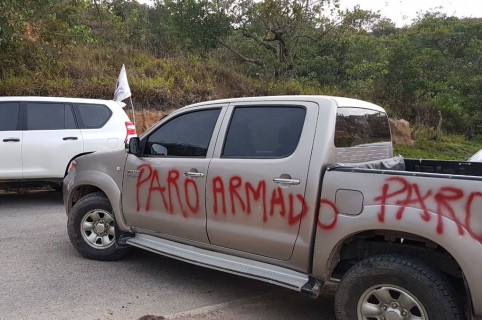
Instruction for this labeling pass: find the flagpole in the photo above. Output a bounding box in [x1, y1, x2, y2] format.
[129, 96, 136, 127]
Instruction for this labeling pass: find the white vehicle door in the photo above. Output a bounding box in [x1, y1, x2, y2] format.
[22, 102, 83, 179]
[0, 101, 23, 179]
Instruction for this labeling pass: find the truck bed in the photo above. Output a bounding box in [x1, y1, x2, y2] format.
[321, 156, 482, 317]
[330, 156, 482, 179]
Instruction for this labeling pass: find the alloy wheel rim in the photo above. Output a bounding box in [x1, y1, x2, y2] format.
[357, 284, 428, 320]
[80, 209, 115, 249]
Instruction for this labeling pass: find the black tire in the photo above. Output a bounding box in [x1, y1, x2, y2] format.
[67, 192, 129, 261]
[335, 254, 463, 320]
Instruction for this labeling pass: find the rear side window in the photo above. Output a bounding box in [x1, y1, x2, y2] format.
[335, 107, 391, 147]
[26, 103, 77, 130]
[222, 106, 306, 158]
[0, 102, 20, 131]
[76, 104, 112, 129]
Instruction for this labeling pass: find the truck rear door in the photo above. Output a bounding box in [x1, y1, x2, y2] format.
[206, 101, 318, 260]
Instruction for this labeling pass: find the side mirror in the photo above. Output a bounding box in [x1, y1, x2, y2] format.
[126, 137, 140, 156]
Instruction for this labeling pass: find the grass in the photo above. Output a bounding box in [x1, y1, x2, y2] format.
[0, 44, 353, 111]
[394, 134, 482, 160]
[2, 43, 480, 161]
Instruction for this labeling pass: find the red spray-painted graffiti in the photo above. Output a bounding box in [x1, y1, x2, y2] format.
[374, 177, 482, 242]
[211, 175, 309, 226]
[135, 165, 339, 229]
[318, 199, 338, 230]
[133, 165, 482, 242]
[136, 164, 200, 217]
[211, 175, 339, 229]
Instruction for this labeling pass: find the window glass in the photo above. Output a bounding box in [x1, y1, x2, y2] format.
[0, 102, 20, 131]
[335, 107, 391, 147]
[222, 107, 306, 158]
[27, 103, 65, 130]
[77, 104, 112, 128]
[145, 109, 221, 157]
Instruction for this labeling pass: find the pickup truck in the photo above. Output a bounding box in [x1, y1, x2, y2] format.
[63, 95, 482, 320]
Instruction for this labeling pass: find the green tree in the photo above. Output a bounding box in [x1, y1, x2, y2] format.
[228, 0, 340, 79]
[0, 0, 94, 74]
[163, 0, 232, 52]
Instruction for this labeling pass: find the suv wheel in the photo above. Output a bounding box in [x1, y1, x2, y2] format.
[335, 254, 463, 320]
[67, 192, 129, 261]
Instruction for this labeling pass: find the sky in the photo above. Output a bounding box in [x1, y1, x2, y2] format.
[339, 0, 482, 26]
[137, 0, 482, 27]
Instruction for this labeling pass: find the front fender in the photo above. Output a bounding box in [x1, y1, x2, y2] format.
[64, 169, 131, 232]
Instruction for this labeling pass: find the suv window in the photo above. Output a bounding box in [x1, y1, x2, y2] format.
[0, 102, 20, 131]
[76, 104, 112, 129]
[335, 107, 391, 147]
[26, 102, 77, 130]
[145, 109, 221, 157]
[222, 106, 306, 158]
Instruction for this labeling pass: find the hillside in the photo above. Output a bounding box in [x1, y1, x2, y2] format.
[1, 0, 482, 159]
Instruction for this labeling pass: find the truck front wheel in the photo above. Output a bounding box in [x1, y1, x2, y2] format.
[67, 192, 129, 261]
[335, 254, 463, 320]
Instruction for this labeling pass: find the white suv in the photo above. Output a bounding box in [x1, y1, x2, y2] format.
[0, 96, 136, 189]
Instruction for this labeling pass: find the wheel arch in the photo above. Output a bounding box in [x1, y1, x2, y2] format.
[68, 184, 104, 210]
[334, 252, 465, 320]
[65, 170, 131, 232]
[325, 229, 473, 318]
[328, 229, 463, 279]
[311, 203, 482, 316]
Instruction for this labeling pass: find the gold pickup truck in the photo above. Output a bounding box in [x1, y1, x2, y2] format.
[64, 95, 482, 320]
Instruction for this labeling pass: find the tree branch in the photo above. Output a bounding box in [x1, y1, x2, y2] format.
[217, 40, 264, 66]
[238, 27, 278, 54]
[93, 0, 103, 30]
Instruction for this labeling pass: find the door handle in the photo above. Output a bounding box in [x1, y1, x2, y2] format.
[273, 178, 300, 185]
[3, 138, 20, 142]
[184, 171, 205, 178]
[63, 137, 78, 141]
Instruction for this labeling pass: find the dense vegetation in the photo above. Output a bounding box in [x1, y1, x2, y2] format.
[1, 0, 482, 147]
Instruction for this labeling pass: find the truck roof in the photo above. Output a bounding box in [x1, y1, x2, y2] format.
[186, 95, 385, 113]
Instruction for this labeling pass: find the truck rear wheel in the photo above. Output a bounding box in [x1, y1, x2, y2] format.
[67, 192, 129, 261]
[334, 254, 463, 320]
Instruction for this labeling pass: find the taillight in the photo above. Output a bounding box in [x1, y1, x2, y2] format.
[67, 159, 77, 174]
[125, 121, 137, 143]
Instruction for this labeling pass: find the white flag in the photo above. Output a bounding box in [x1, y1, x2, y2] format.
[114, 64, 132, 102]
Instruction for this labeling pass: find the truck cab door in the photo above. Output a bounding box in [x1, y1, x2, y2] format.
[0, 102, 23, 179]
[206, 101, 318, 260]
[121, 106, 225, 243]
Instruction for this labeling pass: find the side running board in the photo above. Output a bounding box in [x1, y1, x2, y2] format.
[125, 233, 322, 297]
